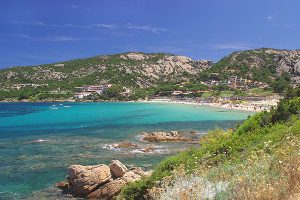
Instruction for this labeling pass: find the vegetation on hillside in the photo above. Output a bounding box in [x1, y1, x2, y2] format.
[119, 87, 300, 200]
[1, 48, 300, 101]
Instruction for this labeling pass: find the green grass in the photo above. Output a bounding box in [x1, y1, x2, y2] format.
[119, 96, 300, 199]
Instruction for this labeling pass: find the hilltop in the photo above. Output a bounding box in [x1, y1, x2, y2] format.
[200, 48, 300, 85]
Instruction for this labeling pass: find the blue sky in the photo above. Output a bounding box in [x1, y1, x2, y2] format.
[0, 0, 299, 68]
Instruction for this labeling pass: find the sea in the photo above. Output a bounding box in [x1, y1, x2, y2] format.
[0, 102, 254, 199]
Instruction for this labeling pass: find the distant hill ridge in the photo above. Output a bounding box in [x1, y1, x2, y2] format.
[0, 52, 212, 88]
[206, 48, 300, 84]
[1, 48, 300, 90]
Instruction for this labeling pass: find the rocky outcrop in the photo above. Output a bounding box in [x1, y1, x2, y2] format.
[109, 160, 128, 178]
[219, 48, 300, 84]
[120, 53, 149, 61]
[142, 131, 189, 142]
[121, 171, 142, 183]
[110, 141, 138, 149]
[57, 160, 151, 199]
[294, 60, 300, 75]
[67, 164, 111, 197]
[87, 178, 126, 199]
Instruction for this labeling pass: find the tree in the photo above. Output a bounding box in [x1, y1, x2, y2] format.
[103, 85, 123, 98]
[272, 78, 289, 93]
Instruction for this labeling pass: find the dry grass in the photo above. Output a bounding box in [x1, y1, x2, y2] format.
[228, 134, 300, 200]
[152, 134, 300, 200]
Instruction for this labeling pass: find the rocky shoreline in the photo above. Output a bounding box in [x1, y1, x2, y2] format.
[102, 130, 201, 155]
[141, 131, 192, 142]
[56, 160, 152, 199]
[55, 130, 200, 199]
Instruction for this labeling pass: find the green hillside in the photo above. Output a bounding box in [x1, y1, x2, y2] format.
[0, 48, 300, 101]
[197, 48, 300, 92]
[120, 87, 300, 200]
[0, 52, 211, 101]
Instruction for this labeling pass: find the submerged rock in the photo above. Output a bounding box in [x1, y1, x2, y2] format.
[140, 147, 156, 153]
[142, 131, 189, 142]
[115, 141, 138, 148]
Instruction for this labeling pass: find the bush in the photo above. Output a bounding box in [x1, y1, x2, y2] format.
[120, 93, 300, 199]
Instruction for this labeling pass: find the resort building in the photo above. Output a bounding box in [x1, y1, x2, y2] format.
[74, 83, 113, 99]
[228, 76, 238, 86]
[82, 84, 112, 94]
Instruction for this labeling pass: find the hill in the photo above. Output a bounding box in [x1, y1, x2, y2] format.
[200, 48, 300, 85]
[1, 48, 300, 101]
[0, 52, 212, 89]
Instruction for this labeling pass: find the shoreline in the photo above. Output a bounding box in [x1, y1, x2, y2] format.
[0, 98, 278, 112]
[136, 99, 268, 112]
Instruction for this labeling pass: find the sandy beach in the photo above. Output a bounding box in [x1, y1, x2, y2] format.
[138, 98, 279, 112]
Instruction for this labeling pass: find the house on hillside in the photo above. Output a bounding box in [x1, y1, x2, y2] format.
[74, 83, 113, 99]
[119, 87, 132, 97]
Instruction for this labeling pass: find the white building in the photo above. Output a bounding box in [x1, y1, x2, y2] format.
[74, 84, 113, 99]
[82, 84, 112, 94]
[74, 92, 93, 99]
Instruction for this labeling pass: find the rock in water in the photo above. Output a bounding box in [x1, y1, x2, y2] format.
[142, 131, 188, 142]
[67, 164, 111, 197]
[109, 160, 128, 178]
[87, 178, 126, 199]
[55, 181, 70, 190]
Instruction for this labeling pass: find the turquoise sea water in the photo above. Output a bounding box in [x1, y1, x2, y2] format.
[0, 102, 253, 199]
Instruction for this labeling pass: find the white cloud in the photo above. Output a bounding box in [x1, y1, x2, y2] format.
[93, 23, 119, 29]
[11, 20, 168, 33]
[266, 14, 293, 29]
[70, 4, 79, 9]
[0, 33, 31, 38]
[125, 23, 167, 33]
[33, 21, 46, 26]
[211, 43, 257, 50]
[63, 24, 91, 28]
[37, 36, 105, 42]
[92, 23, 167, 33]
[42, 36, 82, 42]
[267, 16, 274, 21]
[12, 20, 45, 26]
